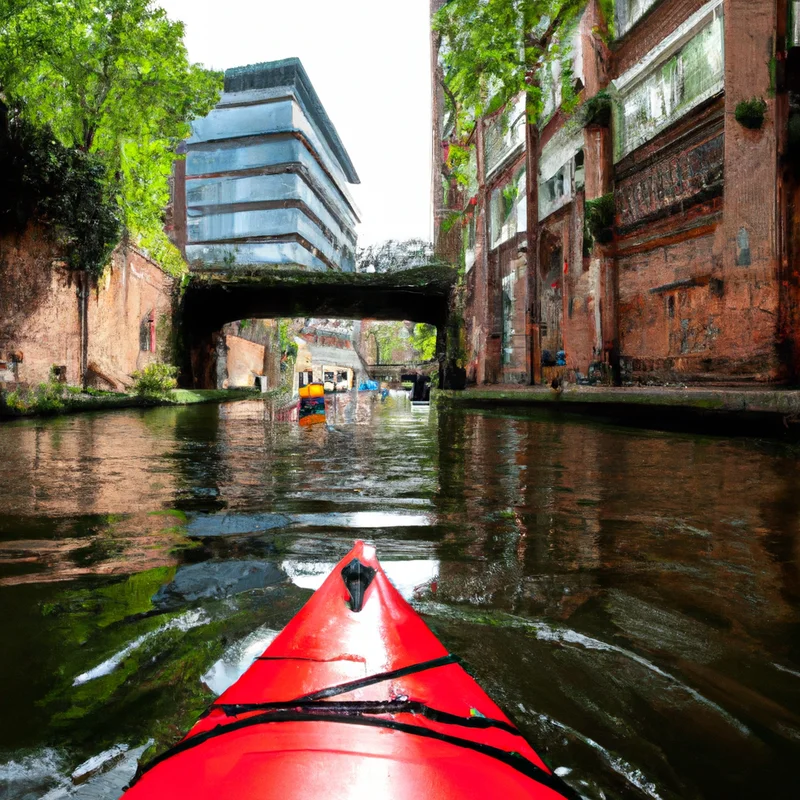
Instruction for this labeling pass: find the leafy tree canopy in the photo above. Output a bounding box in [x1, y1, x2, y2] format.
[0, 104, 121, 276]
[0, 0, 222, 275]
[412, 323, 438, 361]
[433, 0, 587, 142]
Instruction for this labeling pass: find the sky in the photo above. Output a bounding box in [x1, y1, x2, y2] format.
[158, 0, 433, 247]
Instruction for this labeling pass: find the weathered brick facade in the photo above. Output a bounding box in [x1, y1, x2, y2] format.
[434, 0, 797, 385]
[0, 228, 174, 389]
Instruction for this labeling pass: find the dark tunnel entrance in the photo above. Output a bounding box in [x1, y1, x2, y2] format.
[179, 266, 459, 390]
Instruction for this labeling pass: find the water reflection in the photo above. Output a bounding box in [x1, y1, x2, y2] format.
[0, 394, 798, 798]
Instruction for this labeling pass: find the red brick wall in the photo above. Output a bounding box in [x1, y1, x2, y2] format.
[450, 0, 787, 386]
[0, 228, 174, 389]
[87, 247, 175, 388]
[0, 228, 82, 386]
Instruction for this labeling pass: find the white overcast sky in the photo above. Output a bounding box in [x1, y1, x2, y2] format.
[158, 0, 432, 247]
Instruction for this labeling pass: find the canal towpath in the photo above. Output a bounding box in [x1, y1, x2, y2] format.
[436, 384, 800, 437]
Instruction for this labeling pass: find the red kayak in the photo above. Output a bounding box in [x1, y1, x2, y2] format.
[123, 541, 577, 799]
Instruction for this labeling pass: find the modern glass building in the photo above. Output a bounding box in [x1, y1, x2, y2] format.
[182, 58, 360, 272]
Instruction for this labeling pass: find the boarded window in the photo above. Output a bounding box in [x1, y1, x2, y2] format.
[614, 8, 724, 161]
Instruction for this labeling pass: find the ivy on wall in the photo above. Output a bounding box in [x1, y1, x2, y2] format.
[0, 103, 120, 278]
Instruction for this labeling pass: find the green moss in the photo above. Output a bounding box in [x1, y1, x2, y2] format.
[734, 97, 767, 130]
[579, 91, 612, 128]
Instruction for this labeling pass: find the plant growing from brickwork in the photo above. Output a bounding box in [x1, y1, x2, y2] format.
[0, 0, 221, 276]
[578, 89, 612, 127]
[584, 192, 615, 244]
[734, 97, 767, 130]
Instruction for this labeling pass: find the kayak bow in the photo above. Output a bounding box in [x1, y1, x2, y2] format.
[123, 541, 577, 799]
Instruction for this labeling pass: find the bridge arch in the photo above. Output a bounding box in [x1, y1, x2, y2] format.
[180, 265, 457, 389]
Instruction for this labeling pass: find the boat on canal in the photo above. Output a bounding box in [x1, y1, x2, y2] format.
[122, 541, 577, 799]
[298, 382, 326, 427]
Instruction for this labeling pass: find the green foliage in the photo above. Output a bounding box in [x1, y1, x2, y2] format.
[412, 324, 438, 362]
[735, 97, 767, 130]
[501, 182, 519, 219]
[434, 0, 586, 133]
[0, 377, 65, 414]
[368, 322, 409, 365]
[0, 0, 221, 271]
[278, 319, 298, 359]
[137, 228, 189, 278]
[131, 363, 177, 398]
[0, 107, 121, 276]
[585, 192, 615, 245]
[579, 90, 613, 127]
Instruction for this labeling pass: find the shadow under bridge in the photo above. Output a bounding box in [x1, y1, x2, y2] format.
[180, 264, 458, 389]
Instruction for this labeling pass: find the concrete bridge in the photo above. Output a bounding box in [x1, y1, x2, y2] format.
[181, 264, 459, 389]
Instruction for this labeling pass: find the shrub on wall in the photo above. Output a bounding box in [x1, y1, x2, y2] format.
[734, 97, 767, 130]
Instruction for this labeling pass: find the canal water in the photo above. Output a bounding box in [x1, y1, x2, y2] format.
[0, 393, 797, 799]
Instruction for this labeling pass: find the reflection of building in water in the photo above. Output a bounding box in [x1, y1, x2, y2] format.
[0, 411, 182, 585]
[293, 319, 368, 393]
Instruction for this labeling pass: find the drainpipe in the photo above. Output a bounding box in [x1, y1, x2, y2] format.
[77, 271, 90, 389]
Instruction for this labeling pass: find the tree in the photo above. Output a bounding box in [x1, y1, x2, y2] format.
[412, 323, 438, 361]
[356, 239, 434, 273]
[0, 0, 222, 274]
[433, 0, 589, 380]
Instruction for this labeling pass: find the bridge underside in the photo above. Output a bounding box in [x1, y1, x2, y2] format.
[181, 265, 457, 389]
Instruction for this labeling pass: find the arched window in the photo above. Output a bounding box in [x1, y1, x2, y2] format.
[140, 311, 156, 352]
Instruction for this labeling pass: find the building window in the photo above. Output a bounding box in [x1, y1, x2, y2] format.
[613, 2, 724, 161]
[484, 95, 526, 178]
[616, 0, 660, 38]
[140, 311, 156, 353]
[537, 125, 584, 221]
[501, 272, 515, 365]
[464, 213, 477, 271]
[490, 168, 527, 249]
[539, 162, 572, 220]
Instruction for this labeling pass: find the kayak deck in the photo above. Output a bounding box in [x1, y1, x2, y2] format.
[123, 541, 577, 799]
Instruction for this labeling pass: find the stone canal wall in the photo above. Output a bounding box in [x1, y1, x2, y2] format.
[0, 228, 174, 390]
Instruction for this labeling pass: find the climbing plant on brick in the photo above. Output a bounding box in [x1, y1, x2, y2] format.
[0, 102, 120, 277]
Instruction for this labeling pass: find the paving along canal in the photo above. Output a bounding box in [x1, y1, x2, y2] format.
[0, 393, 798, 799]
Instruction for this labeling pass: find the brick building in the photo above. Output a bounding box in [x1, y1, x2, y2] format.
[432, 0, 799, 385]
